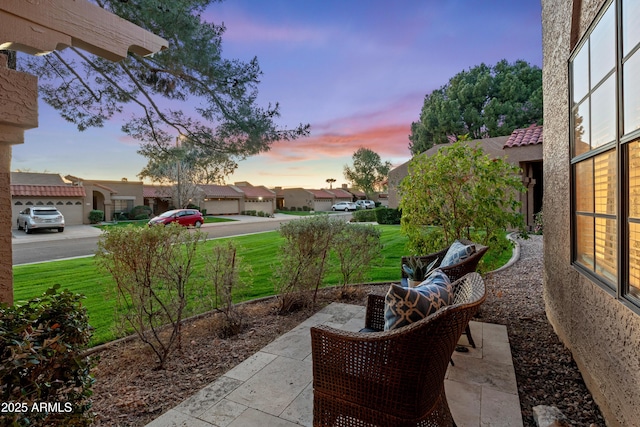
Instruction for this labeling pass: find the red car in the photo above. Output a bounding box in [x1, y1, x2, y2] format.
[148, 209, 204, 228]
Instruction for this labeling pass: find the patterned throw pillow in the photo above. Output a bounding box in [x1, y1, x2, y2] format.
[440, 240, 476, 267]
[384, 271, 453, 331]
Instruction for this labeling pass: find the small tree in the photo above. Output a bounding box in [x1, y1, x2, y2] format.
[344, 147, 392, 198]
[273, 216, 346, 313]
[399, 138, 526, 253]
[95, 224, 204, 368]
[332, 224, 382, 289]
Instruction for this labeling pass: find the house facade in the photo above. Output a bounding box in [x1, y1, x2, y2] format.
[10, 172, 85, 227]
[66, 176, 145, 223]
[542, 0, 640, 425]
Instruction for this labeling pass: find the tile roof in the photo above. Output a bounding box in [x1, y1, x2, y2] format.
[237, 185, 275, 199]
[10, 184, 86, 197]
[307, 189, 334, 199]
[143, 186, 172, 198]
[504, 124, 543, 148]
[199, 184, 243, 198]
[327, 188, 352, 198]
[11, 172, 66, 186]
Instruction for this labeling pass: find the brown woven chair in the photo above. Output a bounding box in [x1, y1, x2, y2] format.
[310, 272, 486, 427]
[400, 239, 488, 348]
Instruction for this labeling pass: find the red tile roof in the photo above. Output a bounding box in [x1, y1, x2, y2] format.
[327, 188, 352, 198]
[199, 185, 243, 198]
[307, 189, 334, 199]
[237, 185, 275, 199]
[504, 124, 543, 148]
[11, 185, 85, 197]
[143, 186, 172, 198]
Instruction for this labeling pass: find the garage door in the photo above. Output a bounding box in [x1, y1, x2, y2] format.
[204, 199, 239, 215]
[11, 199, 84, 227]
[244, 201, 273, 214]
[314, 200, 333, 211]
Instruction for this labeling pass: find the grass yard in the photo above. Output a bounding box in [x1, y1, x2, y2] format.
[12, 225, 512, 346]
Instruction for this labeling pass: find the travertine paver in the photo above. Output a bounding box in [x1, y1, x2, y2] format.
[146, 303, 523, 427]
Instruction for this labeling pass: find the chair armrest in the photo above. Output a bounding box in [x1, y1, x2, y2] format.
[364, 293, 386, 331]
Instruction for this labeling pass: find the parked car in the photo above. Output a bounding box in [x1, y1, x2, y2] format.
[331, 201, 357, 211]
[148, 209, 204, 227]
[356, 200, 376, 209]
[17, 206, 65, 233]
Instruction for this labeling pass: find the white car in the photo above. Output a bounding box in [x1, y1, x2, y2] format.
[331, 201, 357, 211]
[356, 200, 376, 209]
[17, 206, 65, 233]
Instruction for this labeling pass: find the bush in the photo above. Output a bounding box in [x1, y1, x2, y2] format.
[128, 205, 152, 220]
[351, 209, 377, 222]
[375, 207, 402, 225]
[400, 138, 526, 252]
[134, 213, 150, 220]
[197, 241, 251, 338]
[273, 216, 346, 312]
[95, 225, 205, 368]
[333, 224, 382, 287]
[0, 285, 95, 426]
[302, 206, 310, 211]
[88, 210, 104, 224]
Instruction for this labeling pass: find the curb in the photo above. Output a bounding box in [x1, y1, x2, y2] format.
[488, 232, 521, 274]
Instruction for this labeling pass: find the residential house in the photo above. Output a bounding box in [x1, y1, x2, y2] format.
[66, 175, 144, 223]
[232, 182, 276, 215]
[10, 172, 85, 227]
[143, 185, 173, 215]
[542, 0, 640, 425]
[198, 184, 243, 215]
[387, 126, 543, 230]
[325, 187, 354, 204]
[280, 188, 332, 211]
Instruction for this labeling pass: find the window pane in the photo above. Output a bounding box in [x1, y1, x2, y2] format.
[575, 159, 594, 212]
[623, 0, 640, 57]
[574, 101, 590, 156]
[591, 4, 615, 85]
[573, 43, 590, 104]
[624, 51, 640, 134]
[591, 75, 617, 147]
[595, 217, 617, 282]
[629, 141, 640, 217]
[629, 222, 640, 298]
[576, 214, 595, 270]
[594, 150, 617, 215]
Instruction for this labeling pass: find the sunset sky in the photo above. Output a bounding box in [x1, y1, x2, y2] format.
[11, 0, 543, 189]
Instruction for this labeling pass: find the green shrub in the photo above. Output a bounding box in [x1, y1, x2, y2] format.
[333, 224, 382, 287]
[273, 216, 346, 312]
[88, 210, 104, 224]
[375, 207, 401, 225]
[351, 209, 377, 222]
[128, 205, 152, 220]
[302, 206, 310, 211]
[134, 213, 150, 220]
[0, 285, 95, 426]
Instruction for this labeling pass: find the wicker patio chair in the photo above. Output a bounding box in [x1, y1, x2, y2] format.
[310, 272, 486, 427]
[400, 239, 489, 348]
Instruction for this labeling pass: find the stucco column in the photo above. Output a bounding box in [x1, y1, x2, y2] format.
[0, 144, 12, 304]
[0, 54, 38, 304]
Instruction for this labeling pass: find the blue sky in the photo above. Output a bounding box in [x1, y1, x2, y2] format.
[12, 0, 543, 189]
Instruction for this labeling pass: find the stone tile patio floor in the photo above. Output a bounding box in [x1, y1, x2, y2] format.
[146, 302, 523, 427]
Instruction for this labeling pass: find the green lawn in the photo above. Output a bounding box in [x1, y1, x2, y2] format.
[12, 225, 511, 346]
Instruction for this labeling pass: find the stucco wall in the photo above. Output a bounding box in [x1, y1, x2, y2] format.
[542, 1, 640, 425]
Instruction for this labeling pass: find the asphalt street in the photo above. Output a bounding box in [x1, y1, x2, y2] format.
[11, 213, 352, 265]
